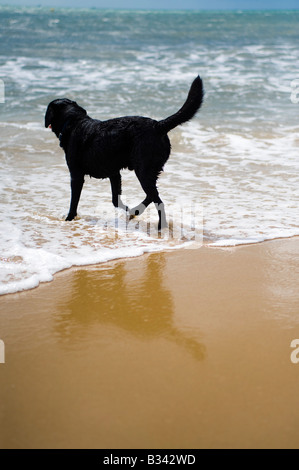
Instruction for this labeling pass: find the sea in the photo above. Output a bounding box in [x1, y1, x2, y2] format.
[0, 7, 298, 295]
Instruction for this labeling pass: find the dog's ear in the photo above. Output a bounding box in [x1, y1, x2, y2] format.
[71, 101, 87, 116]
[45, 104, 53, 128]
[45, 99, 87, 134]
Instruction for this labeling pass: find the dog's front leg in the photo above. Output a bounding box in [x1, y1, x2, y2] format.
[110, 173, 129, 212]
[65, 174, 84, 221]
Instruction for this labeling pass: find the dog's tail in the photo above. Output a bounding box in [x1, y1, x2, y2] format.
[157, 76, 204, 134]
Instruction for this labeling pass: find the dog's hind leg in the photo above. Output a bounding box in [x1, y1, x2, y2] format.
[130, 172, 167, 232]
[155, 198, 167, 232]
[153, 192, 167, 232]
[109, 172, 128, 212]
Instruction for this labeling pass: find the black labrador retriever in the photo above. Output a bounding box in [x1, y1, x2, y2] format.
[45, 76, 203, 230]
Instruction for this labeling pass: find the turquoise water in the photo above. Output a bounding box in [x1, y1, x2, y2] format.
[0, 8, 298, 294]
[1, 8, 298, 124]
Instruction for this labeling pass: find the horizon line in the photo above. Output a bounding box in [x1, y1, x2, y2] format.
[0, 4, 298, 11]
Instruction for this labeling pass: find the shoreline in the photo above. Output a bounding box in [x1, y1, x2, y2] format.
[1, 234, 299, 299]
[1, 236, 299, 448]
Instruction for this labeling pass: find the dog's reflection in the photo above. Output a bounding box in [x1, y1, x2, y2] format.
[54, 253, 205, 361]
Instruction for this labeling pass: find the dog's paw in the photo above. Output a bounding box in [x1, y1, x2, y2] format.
[129, 208, 140, 218]
[65, 214, 76, 221]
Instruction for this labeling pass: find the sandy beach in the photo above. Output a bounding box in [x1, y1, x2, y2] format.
[0, 237, 299, 449]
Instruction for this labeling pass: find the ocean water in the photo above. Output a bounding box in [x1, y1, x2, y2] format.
[0, 7, 298, 295]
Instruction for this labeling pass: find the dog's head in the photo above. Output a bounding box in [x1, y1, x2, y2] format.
[45, 98, 87, 138]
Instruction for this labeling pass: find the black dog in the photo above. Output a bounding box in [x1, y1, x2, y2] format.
[45, 76, 203, 230]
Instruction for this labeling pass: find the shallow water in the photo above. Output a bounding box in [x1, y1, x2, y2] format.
[0, 8, 298, 294]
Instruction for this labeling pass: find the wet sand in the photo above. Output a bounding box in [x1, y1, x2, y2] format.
[0, 237, 299, 449]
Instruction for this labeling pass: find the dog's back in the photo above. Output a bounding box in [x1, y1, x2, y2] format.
[66, 115, 170, 178]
